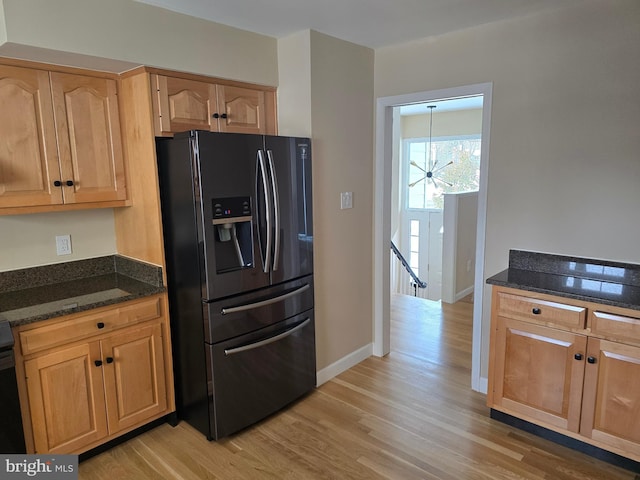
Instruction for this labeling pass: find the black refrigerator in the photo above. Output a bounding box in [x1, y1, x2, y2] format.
[156, 131, 315, 440]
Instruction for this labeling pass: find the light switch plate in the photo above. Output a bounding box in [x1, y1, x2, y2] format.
[340, 192, 353, 209]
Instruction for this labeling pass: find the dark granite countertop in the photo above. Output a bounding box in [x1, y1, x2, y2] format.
[0, 256, 165, 327]
[486, 250, 640, 312]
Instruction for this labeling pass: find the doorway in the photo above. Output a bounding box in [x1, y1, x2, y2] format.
[394, 98, 483, 302]
[373, 83, 493, 393]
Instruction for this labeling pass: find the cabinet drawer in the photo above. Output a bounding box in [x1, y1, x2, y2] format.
[497, 292, 586, 329]
[590, 311, 640, 344]
[19, 296, 162, 355]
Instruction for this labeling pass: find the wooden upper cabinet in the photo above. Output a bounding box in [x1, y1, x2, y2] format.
[0, 64, 62, 208]
[152, 75, 217, 134]
[0, 59, 128, 213]
[151, 73, 275, 137]
[50, 72, 127, 204]
[217, 85, 266, 134]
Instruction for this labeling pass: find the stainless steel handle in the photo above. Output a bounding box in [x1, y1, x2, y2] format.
[266, 150, 280, 272]
[224, 318, 311, 356]
[221, 283, 310, 315]
[257, 150, 271, 273]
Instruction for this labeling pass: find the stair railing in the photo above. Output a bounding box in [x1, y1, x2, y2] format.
[390, 241, 427, 295]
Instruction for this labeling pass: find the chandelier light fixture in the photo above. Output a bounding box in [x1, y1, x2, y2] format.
[409, 105, 453, 189]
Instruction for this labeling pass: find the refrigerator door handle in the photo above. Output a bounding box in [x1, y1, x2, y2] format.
[266, 149, 280, 272]
[224, 318, 311, 356]
[257, 150, 272, 273]
[220, 283, 311, 315]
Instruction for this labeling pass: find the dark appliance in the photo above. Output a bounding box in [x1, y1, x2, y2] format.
[157, 131, 315, 440]
[0, 321, 26, 453]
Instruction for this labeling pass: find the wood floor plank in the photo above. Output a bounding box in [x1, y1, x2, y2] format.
[79, 294, 638, 479]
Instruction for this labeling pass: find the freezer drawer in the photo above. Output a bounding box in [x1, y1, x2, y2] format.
[207, 312, 316, 439]
[204, 274, 314, 343]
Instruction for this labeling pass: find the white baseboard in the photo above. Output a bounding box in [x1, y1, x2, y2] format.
[473, 375, 488, 394]
[316, 343, 373, 386]
[454, 286, 474, 302]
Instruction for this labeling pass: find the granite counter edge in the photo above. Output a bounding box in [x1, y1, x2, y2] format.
[486, 274, 640, 313]
[5, 285, 166, 328]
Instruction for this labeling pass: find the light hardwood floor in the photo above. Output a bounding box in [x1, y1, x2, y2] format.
[79, 294, 638, 479]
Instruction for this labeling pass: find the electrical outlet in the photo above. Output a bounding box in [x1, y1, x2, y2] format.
[340, 192, 353, 209]
[56, 235, 72, 255]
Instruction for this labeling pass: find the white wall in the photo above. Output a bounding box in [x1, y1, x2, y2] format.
[442, 192, 478, 303]
[277, 31, 312, 137]
[307, 31, 375, 372]
[0, 210, 116, 271]
[375, 0, 640, 378]
[0, 0, 277, 83]
[401, 109, 482, 139]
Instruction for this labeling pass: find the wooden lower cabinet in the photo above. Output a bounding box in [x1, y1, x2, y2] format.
[488, 286, 640, 462]
[25, 342, 108, 453]
[581, 338, 640, 458]
[15, 294, 174, 454]
[102, 322, 167, 434]
[491, 317, 587, 432]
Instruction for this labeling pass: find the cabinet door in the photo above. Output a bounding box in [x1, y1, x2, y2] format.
[492, 317, 587, 432]
[101, 322, 167, 434]
[216, 85, 266, 134]
[580, 338, 640, 457]
[153, 75, 217, 135]
[50, 72, 126, 204]
[24, 342, 107, 453]
[0, 64, 62, 207]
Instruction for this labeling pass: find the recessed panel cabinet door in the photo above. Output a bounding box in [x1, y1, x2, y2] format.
[153, 75, 217, 135]
[581, 338, 640, 457]
[25, 342, 108, 454]
[217, 85, 266, 134]
[0, 65, 62, 207]
[50, 72, 126, 204]
[492, 317, 587, 432]
[101, 322, 167, 434]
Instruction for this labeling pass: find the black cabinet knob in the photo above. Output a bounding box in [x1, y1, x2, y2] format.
[532, 308, 541, 315]
[97, 322, 105, 329]
[66, 180, 74, 186]
[53, 180, 62, 187]
[574, 353, 583, 361]
[220, 113, 228, 119]
[587, 356, 597, 364]
[106, 357, 114, 364]
[212, 113, 220, 119]
[94, 360, 103, 367]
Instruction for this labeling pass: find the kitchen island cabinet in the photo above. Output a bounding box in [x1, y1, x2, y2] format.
[487, 250, 640, 464]
[0, 58, 128, 214]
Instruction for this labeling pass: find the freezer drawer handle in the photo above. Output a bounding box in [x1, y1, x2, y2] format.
[221, 283, 311, 315]
[224, 318, 311, 356]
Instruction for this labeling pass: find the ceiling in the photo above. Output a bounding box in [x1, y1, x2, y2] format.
[135, 0, 582, 49]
